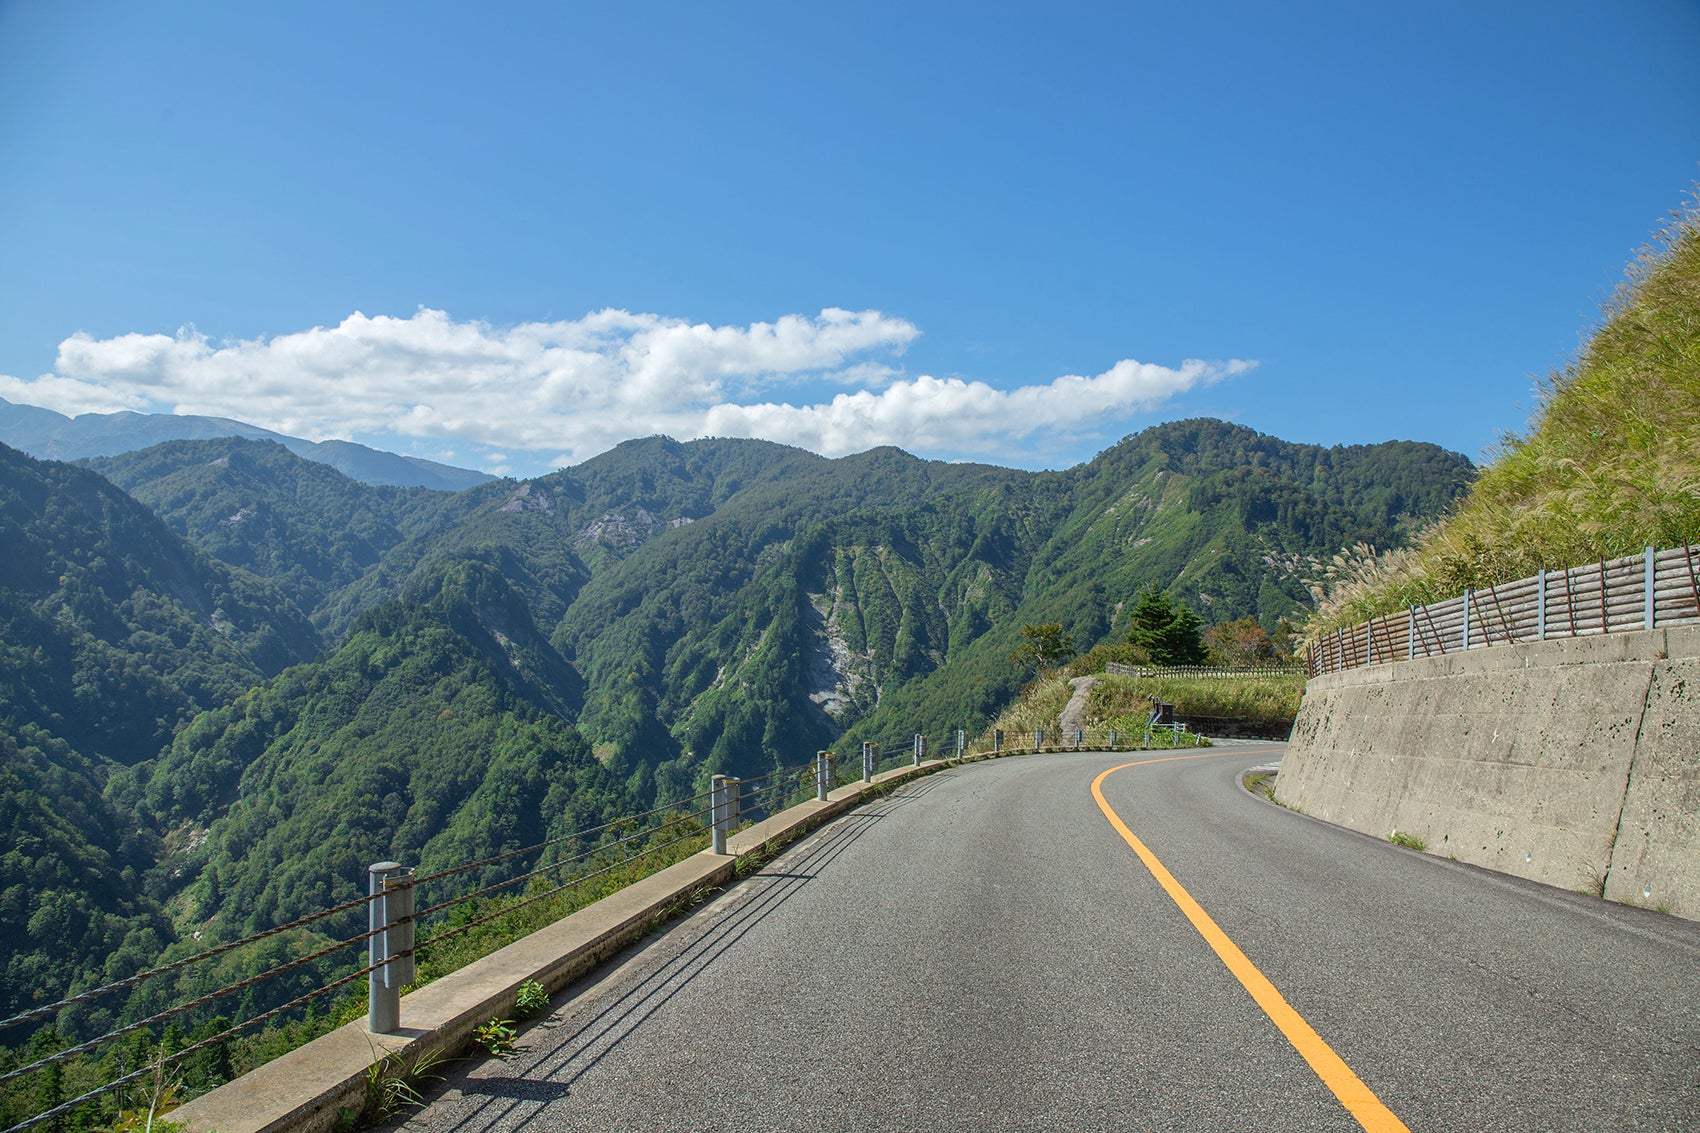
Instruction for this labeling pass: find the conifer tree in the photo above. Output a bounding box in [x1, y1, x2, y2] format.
[1127, 586, 1207, 666]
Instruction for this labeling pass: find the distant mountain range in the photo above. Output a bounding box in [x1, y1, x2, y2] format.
[0, 396, 496, 491]
[0, 418, 1474, 1034]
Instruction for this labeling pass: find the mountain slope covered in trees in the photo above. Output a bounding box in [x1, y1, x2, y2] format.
[83, 438, 455, 620]
[0, 420, 1471, 1026]
[0, 442, 321, 1019]
[135, 558, 629, 945]
[84, 421, 1470, 786]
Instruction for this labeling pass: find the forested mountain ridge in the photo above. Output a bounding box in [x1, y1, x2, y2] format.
[0, 421, 1471, 1025]
[0, 442, 320, 765]
[732, 420, 1476, 748]
[70, 423, 1473, 788]
[82, 438, 455, 620]
[0, 441, 320, 1019]
[136, 558, 627, 943]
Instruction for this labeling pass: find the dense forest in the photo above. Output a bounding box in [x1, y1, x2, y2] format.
[0, 418, 1473, 1033]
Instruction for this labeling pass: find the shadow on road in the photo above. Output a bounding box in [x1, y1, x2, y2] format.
[454, 1077, 573, 1101]
[396, 783, 926, 1133]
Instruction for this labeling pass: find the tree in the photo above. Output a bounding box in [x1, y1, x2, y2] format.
[1204, 616, 1276, 667]
[1127, 586, 1176, 659]
[1126, 586, 1207, 666]
[1162, 604, 1208, 666]
[1007, 622, 1076, 671]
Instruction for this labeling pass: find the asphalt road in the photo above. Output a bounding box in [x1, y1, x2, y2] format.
[392, 745, 1700, 1132]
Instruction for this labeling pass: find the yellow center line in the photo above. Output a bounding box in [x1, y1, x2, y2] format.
[1092, 756, 1411, 1133]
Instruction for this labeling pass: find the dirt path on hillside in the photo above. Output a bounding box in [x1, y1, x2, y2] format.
[1059, 675, 1098, 734]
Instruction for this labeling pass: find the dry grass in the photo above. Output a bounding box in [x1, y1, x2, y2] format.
[977, 671, 1303, 748]
[984, 673, 1075, 735]
[1088, 673, 1305, 723]
[1310, 189, 1700, 638]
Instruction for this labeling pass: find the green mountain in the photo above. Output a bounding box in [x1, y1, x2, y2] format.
[0, 448, 623, 1027]
[139, 558, 627, 943]
[0, 441, 320, 1021]
[0, 420, 1472, 1030]
[81, 438, 454, 620]
[0, 727, 174, 1033]
[0, 443, 320, 765]
[80, 422, 1472, 791]
[723, 420, 1475, 752]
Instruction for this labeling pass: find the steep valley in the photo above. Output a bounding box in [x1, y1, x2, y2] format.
[0, 418, 1472, 1028]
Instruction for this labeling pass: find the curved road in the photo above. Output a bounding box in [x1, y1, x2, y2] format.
[394, 745, 1700, 1132]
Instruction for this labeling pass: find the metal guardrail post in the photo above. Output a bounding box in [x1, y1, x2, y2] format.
[993, 729, 1003, 753]
[861, 742, 873, 783]
[913, 733, 923, 766]
[368, 861, 415, 1035]
[725, 776, 742, 824]
[1646, 546, 1656, 629]
[956, 729, 965, 757]
[1108, 729, 1117, 749]
[1537, 570, 1547, 640]
[1074, 729, 1083, 748]
[710, 775, 730, 855]
[1462, 588, 1472, 651]
[1034, 728, 1043, 750]
[816, 750, 832, 801]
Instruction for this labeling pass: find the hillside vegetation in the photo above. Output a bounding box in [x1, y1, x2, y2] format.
[1313, 196, 1700, 631]
[81, 422, 1470, 791]
[0, 419, 1469, 1039]
[0, 444, 320, 1021]
[84, 437, 452, 619]
[983, 672, 1304, 742]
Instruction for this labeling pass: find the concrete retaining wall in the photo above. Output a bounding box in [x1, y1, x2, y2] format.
[1276, 624, 1700, 920]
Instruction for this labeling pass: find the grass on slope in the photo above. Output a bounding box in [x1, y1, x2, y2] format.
[1087, 673, 1305, 724]
[983, 674, 1077, 736]
[979, 667, 1303, 745]
[1311, 191, 1700, 633]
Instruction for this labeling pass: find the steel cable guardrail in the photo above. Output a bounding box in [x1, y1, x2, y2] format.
[2, 723, 1223, 1133]
[978, 722, 1204, 755]
[407, 784, 720, 893]
[1307, 543, 1700, 678]
[9, 958, 388, 1133]
[0, 885, 384, 1036]
[735, 759, 819, 822]
[0, 788, 721, 1133]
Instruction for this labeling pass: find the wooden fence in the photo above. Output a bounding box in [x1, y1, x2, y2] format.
[1105, 662, 1307, 680]
[1307, 544, 1700, 677]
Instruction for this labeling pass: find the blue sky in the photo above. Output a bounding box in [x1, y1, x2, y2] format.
[1, 1, 1697, 477]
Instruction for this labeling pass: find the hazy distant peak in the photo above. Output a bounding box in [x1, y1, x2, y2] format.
[0, 396, 495, 491]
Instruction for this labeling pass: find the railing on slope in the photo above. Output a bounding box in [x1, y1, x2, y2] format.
[0, 783, 727, 1133]
[1306, 543, 1700, 677]
[0, 727, 1191, 1133]
[1105, 662, 1307, 679]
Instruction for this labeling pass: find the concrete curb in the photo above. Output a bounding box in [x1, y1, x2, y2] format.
[172, 758, 956, 1133]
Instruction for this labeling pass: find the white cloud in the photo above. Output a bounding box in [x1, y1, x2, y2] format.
[0, 307, 1254, 471]
[700, 359, 1255, 458]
